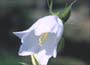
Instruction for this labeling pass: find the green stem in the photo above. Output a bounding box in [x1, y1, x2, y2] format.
[47, 0, 53, 14]
[49, 0, 53, 14]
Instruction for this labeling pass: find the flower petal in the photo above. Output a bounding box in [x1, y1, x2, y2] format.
[13, 31, 27, 39]
[41, 33, 58, 58]
[34, 16, 60, 36]
[18, 30, 40, 56]
[37, 50, 52, 65]
[56, 17, 64, 41]
[13, 19, 38, 38]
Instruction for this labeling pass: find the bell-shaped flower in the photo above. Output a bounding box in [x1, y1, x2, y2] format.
[13, 15, 63, 65]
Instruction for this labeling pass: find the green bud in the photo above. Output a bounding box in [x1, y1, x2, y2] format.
[58, 0, 77, 23]
[48, 0, 76, 23]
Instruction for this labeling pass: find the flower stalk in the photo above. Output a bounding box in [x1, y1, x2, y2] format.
[47, 0, 53, 14]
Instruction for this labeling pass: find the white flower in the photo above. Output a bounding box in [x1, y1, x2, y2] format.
[13, 15, 63, 65]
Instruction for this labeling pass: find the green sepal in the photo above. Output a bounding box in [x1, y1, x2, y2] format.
[57, 37, 64, 52]
[58, 0, 77, 23]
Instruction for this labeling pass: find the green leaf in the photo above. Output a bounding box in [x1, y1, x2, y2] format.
[58, 0, 77, 23]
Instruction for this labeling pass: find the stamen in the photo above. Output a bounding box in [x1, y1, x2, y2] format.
[39, 32, 48, 46]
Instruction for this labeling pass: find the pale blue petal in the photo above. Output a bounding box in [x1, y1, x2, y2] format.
[56, 17, 64, 42]
[13, 20, 38, 38]
[34, 16, 60, 36]
[13, 31, 27, 39]
[37, 50, 52, 65]
[41, 33, 58, 58]
[18, 30, 40, 56]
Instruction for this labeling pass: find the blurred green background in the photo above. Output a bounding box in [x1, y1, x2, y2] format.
[0, 0, 90, 65]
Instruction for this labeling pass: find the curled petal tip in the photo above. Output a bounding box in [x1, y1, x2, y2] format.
[12, 32, 16, 35]
[18, 51, 34, 56]
[12, 31, 25, 38]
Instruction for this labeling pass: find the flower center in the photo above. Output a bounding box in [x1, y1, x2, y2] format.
[39, 32, 48, 46]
